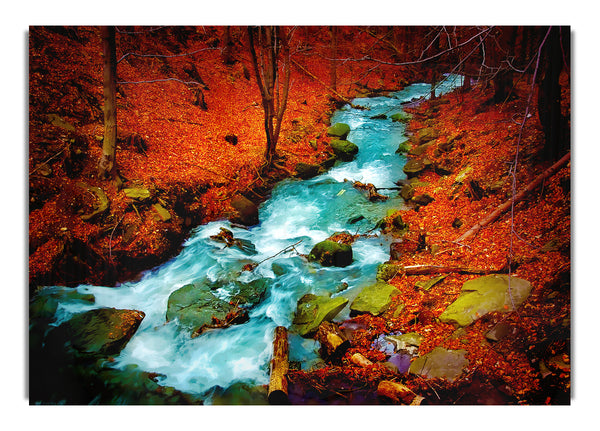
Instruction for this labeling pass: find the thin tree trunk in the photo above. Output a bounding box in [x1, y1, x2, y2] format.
[99, 26, 117, 180]
[247, 26, 290, 166]
[329, 26, 338, 92]
[457, 152, 570, 242]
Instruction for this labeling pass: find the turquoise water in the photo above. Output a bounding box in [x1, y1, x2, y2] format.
[33, 75, 463, 403]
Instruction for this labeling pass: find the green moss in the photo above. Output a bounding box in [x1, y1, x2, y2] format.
[327, 122, 351, 139]
[390, 112, 412, 123]
[308, 240, 353, 267]
[330, 139, 359, 161]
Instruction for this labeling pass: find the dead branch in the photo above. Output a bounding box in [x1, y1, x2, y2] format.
[457, 152, 570, 242]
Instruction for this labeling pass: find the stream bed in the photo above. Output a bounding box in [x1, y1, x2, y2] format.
[31, 75, 463, 404]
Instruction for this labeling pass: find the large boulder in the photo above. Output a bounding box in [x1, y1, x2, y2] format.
[230, 194, 259, 226]
[439, 274, 532, 327]
[292, 293, 349, 337]
[327, 122, 351, 139]
[409, 347, 469, 381]
[308, 240, 353, 267]
[350, 282, 400, 316]
[166, 283, 244, 335]
[330, 139, 359, 162]
[50, 307, 145, 356]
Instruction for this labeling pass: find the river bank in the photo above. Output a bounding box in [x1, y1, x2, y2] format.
[288, 77, 571, 404]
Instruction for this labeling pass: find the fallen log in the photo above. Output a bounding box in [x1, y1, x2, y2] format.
[316, 321, 350, 361]
[268, 326, 289, 405]
[377, 380, 422, 405]
[457, 152, 570, 242]
[401, 264, 506, 276]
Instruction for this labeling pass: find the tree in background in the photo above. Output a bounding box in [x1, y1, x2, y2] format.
[246, 26, 291, 167]
[98, 25, 118, 180]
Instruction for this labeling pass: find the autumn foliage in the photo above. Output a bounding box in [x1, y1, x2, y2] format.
[29, 26, 570, 405]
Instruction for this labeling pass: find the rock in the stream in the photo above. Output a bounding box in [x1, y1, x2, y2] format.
[439, 274, 532, 327]
[350, 282, 401, 316]
[409, 347, 469, 381]
[230, 194, 259, 226]
[308, 240, 353, 267]
[166, 283, 245, 335]
[326, 122, 351, 139]
[50, 307, 145, 356]
[295, 162, 323, 180]
[292, 293, 349, 337]
[390, 111, 412, 123]
[330, 139, 359, 161]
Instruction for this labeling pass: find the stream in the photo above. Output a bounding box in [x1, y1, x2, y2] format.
[34, 75, 463, 404]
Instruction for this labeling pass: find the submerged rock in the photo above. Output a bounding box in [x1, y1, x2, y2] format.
[308, 240, 353, 267]
[409, 347, 469, 381]
[439, 274, 532, 327]
[327, 122, 351, 139]
[350, 282, 400, 316]
[330, 139, 359, 161]
[292, 293, 349, 337]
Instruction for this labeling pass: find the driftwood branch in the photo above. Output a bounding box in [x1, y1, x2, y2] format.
[457, 152, 570, 242]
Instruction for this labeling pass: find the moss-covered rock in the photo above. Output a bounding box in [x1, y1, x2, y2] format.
[166, 283, 236, 334]
[123, 187, 152, 202]
[295, 162, 323, 180]
[402, 158, 426, 178]
[376, 263, 403, 282]
[439, 275, 532, 327]
[412, 127, 439, 145]
[400, 183, 415, 200]
[327, 122, 351, 139]
[411, 193, 435, 207]
[390, 111, 412, 123]
[51, 307, 145, 356]
[409, 347, 468, 381]
[330, 139, 359, 162]
[395, 140, 412, 154]
[308, 240, 353, 267]
[292, 293, 349, 337]
[350, 282, 400, 316]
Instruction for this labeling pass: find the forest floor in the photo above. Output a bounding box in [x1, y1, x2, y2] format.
[28, 26, 570, 405]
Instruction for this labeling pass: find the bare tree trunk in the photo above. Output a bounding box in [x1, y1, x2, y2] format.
[329, 26, 338, 93]
[247, 26, 290, 167]
[99, 26, 117, 180]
